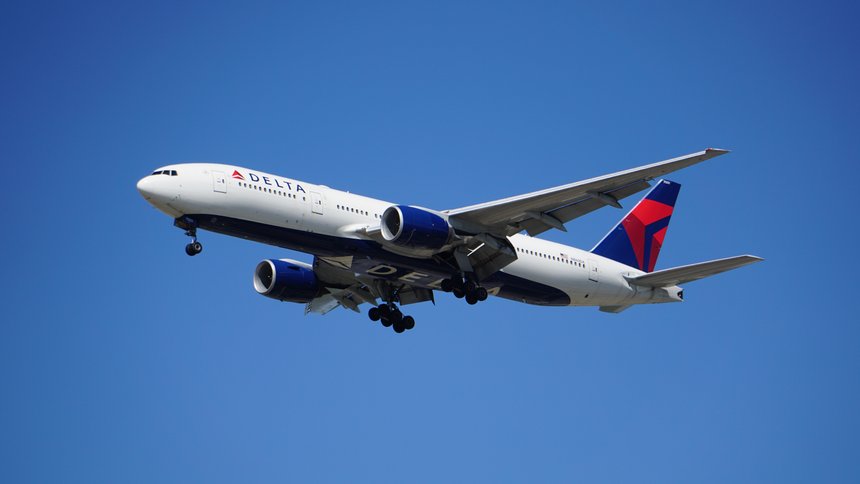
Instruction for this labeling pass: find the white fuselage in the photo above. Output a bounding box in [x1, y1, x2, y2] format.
[137, 163, 683, 308]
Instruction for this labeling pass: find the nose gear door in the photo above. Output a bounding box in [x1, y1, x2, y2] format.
[212, 171, 227, 193]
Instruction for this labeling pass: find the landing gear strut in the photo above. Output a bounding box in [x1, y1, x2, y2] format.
[441, 275, 488, 305]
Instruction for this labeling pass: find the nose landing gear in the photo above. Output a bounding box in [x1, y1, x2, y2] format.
[175, 217, 203, 256]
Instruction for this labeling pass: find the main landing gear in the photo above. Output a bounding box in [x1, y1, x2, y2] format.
[367, 285, 415, 334]
[368, 304, 415, 333]
[440, 276, 488, 305]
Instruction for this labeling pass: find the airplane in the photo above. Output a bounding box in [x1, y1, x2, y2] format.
[137, 148, 762, 333]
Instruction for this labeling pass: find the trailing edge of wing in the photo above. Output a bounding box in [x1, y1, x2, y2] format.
[626, 255, 763, 287]
[445, 148, 729, 237]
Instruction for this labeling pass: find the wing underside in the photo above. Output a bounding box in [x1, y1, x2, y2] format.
[304, 256, 435, 315]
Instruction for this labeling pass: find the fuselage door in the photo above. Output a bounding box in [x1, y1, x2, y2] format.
[212, 171, 227, 193]
[310, 191, 323, 215]
[587, 258, 599, 282]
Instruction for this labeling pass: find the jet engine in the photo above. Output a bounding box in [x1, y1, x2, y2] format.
[253, 259, 321, 303]
[380, 205, 452, 251]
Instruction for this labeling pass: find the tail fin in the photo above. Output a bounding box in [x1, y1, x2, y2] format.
[591, 179, 680, 272]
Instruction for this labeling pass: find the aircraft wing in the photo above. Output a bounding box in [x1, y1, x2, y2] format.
[625, 255, 763, 287]
[445, 148, 729, 237]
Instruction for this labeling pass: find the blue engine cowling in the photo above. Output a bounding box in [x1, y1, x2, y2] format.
[381, 205, 452, 250]
[253, 259, 321, 303]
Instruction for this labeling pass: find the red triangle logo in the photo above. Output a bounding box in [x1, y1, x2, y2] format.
[231, 170, 245, 180]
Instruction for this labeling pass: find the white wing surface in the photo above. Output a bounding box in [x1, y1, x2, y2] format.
[446, 148, 729, 236]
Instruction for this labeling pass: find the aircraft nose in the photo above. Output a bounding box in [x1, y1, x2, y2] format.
[137, 175, 155, 199]
[137, 173, 175, 203]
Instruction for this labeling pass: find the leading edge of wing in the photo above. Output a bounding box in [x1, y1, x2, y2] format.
[444, 148, 729, 218]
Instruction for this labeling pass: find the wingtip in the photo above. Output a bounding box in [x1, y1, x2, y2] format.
[735, 254, 764, 264]
[705, 147, 731, 155]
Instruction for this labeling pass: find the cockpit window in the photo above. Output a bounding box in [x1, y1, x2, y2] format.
[170, 170, 178, 176]
[150, 170, 178, 176]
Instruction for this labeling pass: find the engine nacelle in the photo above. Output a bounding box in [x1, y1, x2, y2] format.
[253, 259, 321, 303]
[381, 205, 452, 251]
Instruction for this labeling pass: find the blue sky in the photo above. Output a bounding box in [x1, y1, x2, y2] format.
[2, 1, 858, 482]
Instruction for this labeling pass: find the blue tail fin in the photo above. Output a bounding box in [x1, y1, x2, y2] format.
[591, 180, 681, 272]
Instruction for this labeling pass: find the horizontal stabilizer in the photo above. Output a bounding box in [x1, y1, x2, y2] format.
[626, 255, 763, 287]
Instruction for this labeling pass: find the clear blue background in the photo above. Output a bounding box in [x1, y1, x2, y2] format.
[2, 1, 858, 482]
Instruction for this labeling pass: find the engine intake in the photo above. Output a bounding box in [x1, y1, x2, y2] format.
[381, 205, 451, 250]
[253, 259, 320, 303]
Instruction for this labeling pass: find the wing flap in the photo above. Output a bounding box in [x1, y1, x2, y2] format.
[305, 293, 342, 315]
[626, 255, 763, 287]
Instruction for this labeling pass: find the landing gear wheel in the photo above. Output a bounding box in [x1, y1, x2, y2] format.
[381, 316, 392, 327]
[393, 323, 405, 333]
[368, 307, 380, 321]
[453, 288, 465, 299]
[476, 287, 488, 301]
[185, 242, 202, 256]
[465, 293, 479, 305]
[440, 279, 454, 292]
[378, 305, 390, 319]
[389, 310, 403, 325]
[402, 316, 415, 330]
[465, 280, 477, 294]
